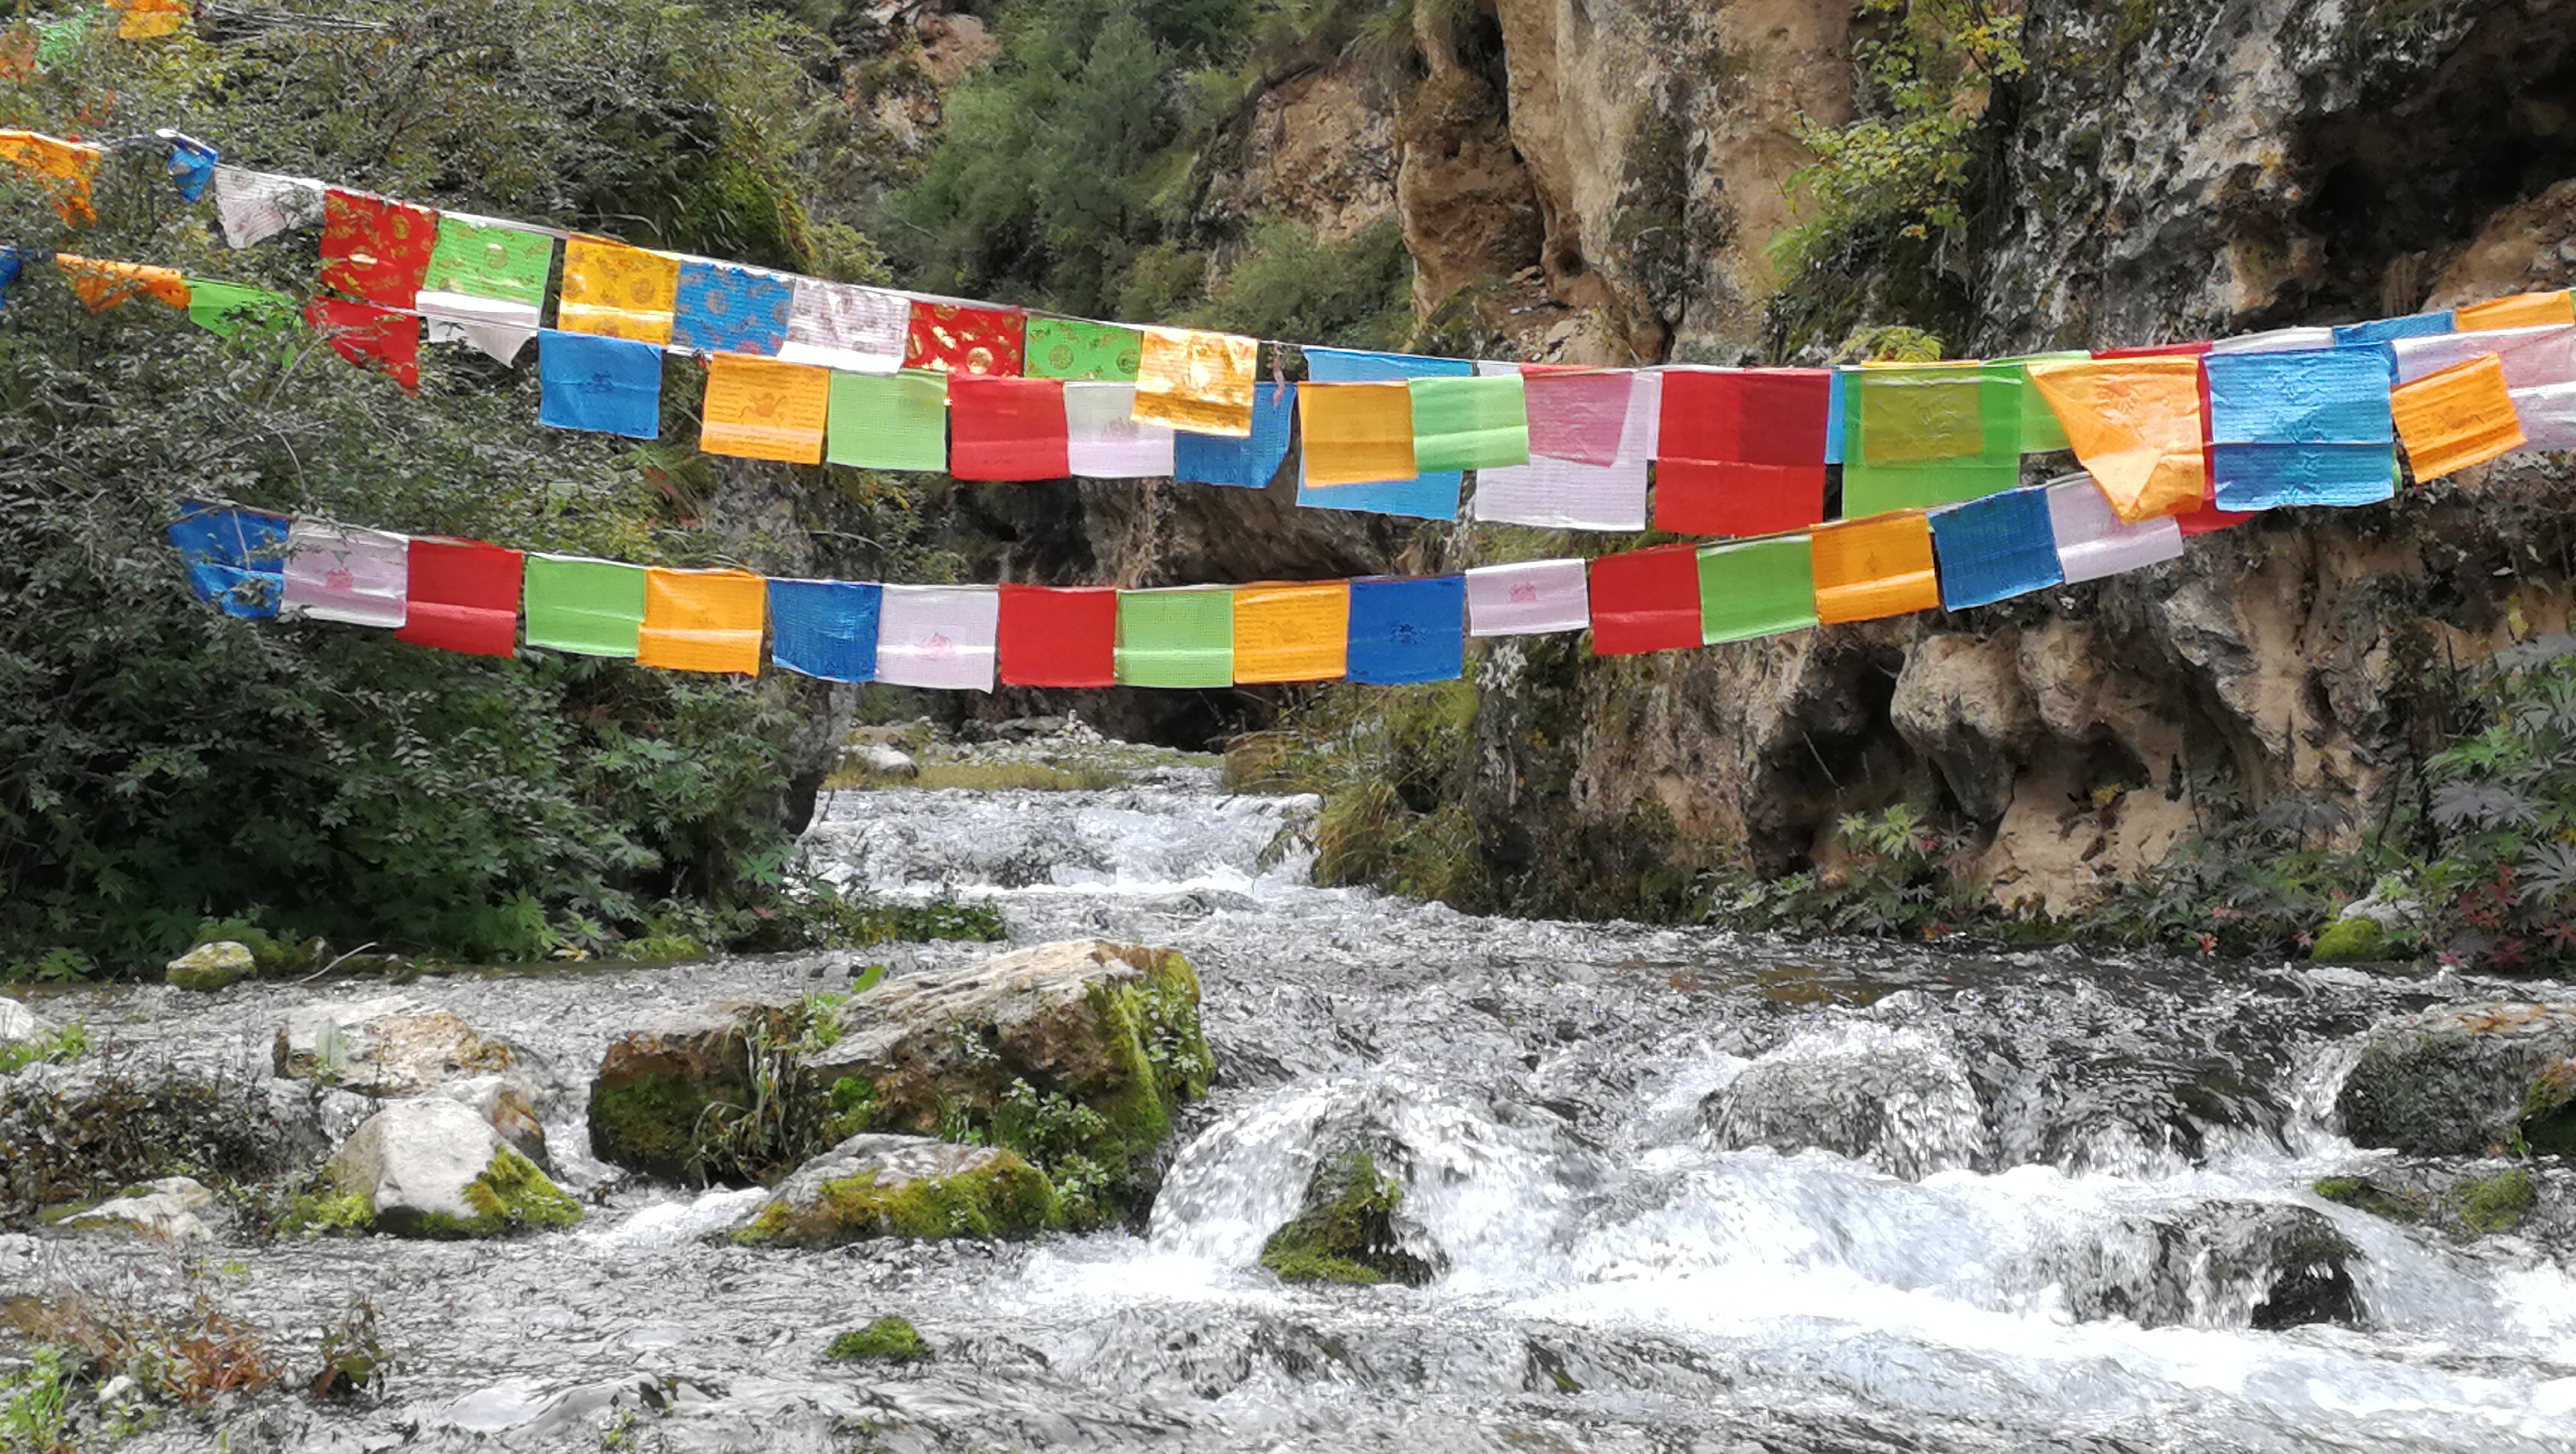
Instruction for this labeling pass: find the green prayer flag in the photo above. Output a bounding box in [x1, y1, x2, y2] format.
[523, 555, 645, 658]
[1115, 589, 1233, 687]
[185, 280, 297, 339]
[1409, 375, 1530, 472]
[421, 216, 554, 307]
[1025, 318, 1142, 381]
[1841, 364, 2025, 515]
[827, 369, 949, 471]
[1698, 536, 1818, 643]
[1998, 351, 2088, 454]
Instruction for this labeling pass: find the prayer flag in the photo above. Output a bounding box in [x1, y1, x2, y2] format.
[778, 279, 909, 373]
[1346, 575, 1465, 684]
[1299, 382, 1418, 486]
[1115, 588, 1233, 687]
[768, 580, 881, 682]
[906, 302, 1024, 376]
[305, 299, 419, 393]
[282, 520, 408, 627]
[2332, 312, 2453, 347]
[1506, 365, 1637, 465]
[2518, 381, 2576, 451]
[2025, 356, 2209, 521]
[1472, 370, 1657, 530]
[1233, 582, 1350, 683]
[1027, 319, 1142, 381]
[1464, 558, 1590, 636]
[1298, 348, 1464, 519]
[1064, 382, 1177, 478]
[186, 280, 294, 339]
[1304, 347, 1473, 381]
[320, 190, 437, 308]
[2210, 326, 2340, 354]
[538, 330, 663, 439]
[522, 555, 646, 658]
[0, 250, 20, 310]
[395, 537, 523, 657]
[948, 376, 1069, 480]
[2390, 355, 2524, 480]
[1134, 327, 1259, 436]
[637, 568, 766, 675]
[0, 129, 101, 224]
[827, 369, 950, 471]
[1174, 382, 1294, 488]
[700, 355, 830, 463]
[210, 167, 322, 249]
[1840, 364, 2024, 516]
[1408, 375, 1530, 472]
[53, 254, 187, 310]
[997, 585, 1117, 687]
[2205, 347, 2396, 510]
[1999, 352, 2089, 452]
[1654, 367, 1832, 536]
[1811, 513, 1941, 624]
[1824, 369, 1847, 463]
[1697, 536, 1818, 643]
[1296, 473, 1460, 520]
[558, 235, 680, 345]
[671, 261, 795, 357]
[2392, 325, 2576, 390]
[1929, 486, 2064, 610]
[876, 585, 1000, 691]
[168, 503, 286, 618]
[112, 0, 189, 38]
[417, 212, 552, 364]
[2044, 473, 2184, 583]
[1587, 546, 1703, 656]
[2457, 290, 2573, 332]
[2175, 503, 2255, 535]
[165, 136, 217, 203]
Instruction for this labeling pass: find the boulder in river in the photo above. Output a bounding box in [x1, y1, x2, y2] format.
[1259, 1145, 1439, 1287]
[734, 1133, 1056, 1246]
[1703, 1021, 1988, 1180]
[274, 996, 517, 1096]
[2042, 1200, 2364, 1330]
[323, 1098, 582, 1237]
[2334, 1002, 2576, 1156]
[165, 941, 254, 992]
[587, 1000, 797, 1185]
[56, 1175, 219, 1242]
[2314, 1159, 2559, 1243]
[434, 1074, 550, 1168]
[0, 998, 46, 1046]
[846, 743, 918, 778]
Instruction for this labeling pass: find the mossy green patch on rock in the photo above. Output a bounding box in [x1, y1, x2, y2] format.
[2518, 1060, 2576, 1155]
[2456, 1166, 2537, 1234]
[734, 1136, 1058, 1248]
[2313, 1176, 2421, 1223]
[279, 1187, 373, 1238]
[826, 1316, 929, 1363]
[2316, 1164, 2537, 1238]
[1259, 1150, 1437, 1288]
[586, 1071, 713, 1183]
[164, 941, 254, 992]
[394, 1147, 585, 1239]
[2310, 917, 2392, 963]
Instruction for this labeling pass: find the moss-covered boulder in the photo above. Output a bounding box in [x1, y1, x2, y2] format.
[734, 1133, 1056, 1247]
[326, 1098, 582, 1238]
[164, 941, 254, 992]
[587, 1000, 796, 1185]
[826, 1316, 930, 1362]
[1259, 1147, 1439, 1287]
[2335, 1003, 2576, 1156]
[2309, 917, 2393, 963]
[802, 941, 1212, 1219]
[2315, 1160, 2554, 1240]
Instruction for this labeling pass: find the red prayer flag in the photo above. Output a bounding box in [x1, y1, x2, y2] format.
[998, 584, 1117, 687]
[949, 376, 1069, 481]
[395, 538, 523, 657]
[306, 299, 420, 393]
[906, 302, 1026, 376]
[1587, 545, 1703, 656]
[1654, 369, 1831, 536]
[2092, 341, 2212, 360]
[319, 190, 438, 308]
[2175, 503, 2253, 534]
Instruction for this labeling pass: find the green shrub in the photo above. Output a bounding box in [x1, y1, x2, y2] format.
[1226, 682, 1487, 907]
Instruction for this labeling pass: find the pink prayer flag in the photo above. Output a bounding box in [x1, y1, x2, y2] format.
[281, 519, 408, 627]
[1472, 371, 1659, 530]
[1464, 558, 1591, 636]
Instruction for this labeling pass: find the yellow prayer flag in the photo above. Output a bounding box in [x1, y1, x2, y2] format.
[111, 0, 190, 38]
[2457, 290, 2575, 332]
[0, 129, 103, 225]
[2390, 354, 2525, 481]
[636, 567, 767, 676]
[559, 235, 680, 345]
[1232, 582, 1350, 683]
[2026, 356, 2207, 521]
[700, 356, 831, 464]
[1298, 382, 1417, 486]
[53, 254, 188, 311]
[1811, 513, 1941, 624]
[1135, 327, 1257, 437]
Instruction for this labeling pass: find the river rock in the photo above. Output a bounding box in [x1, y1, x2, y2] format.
[802, 941, 1214, 1210]
[2314, 1159, 2567, 1246]
[733, 1133, 1056, 1246]
[166, 941, 254, 992]
[0, 998, 45, 1046]
[587, 1000, 796, 1184]
[2041, 1201, 2364, 1331]
[273, 997, 517, 1097]
[848, 744, 918, 777]
[1259, 1142, 1439, 1287]
[58, 1176, 218, 1242]
[433, 1075, 549, 1168]
[2334, 1002, 2576, 1156]
[327, 1098, 582, 1238]
[1703, 1022, 1988, 1180]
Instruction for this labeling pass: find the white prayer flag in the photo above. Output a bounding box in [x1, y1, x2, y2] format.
[2209, 326, 2339, 354]
[281, 520, 409, 627]
[1064, 382, 1177, 478]
[776, 278, 909, 374]
[875, 584, 999, 691]
[2044, 473, 2184, 584]
[211, 167, 324, 250]
[1464, 558, 1591, 636]
[2518, 381, 2576, 452]
[1470, 371, 1659, 530]
[2391, 325, 2576, 388]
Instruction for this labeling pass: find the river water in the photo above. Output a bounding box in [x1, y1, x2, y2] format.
[18, 763, 2576, 1452]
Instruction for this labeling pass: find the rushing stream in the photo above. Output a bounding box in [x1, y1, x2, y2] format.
[16, 759, 2576, 1451]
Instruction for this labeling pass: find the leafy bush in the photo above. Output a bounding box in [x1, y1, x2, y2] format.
[1225, 682, 1485, 906]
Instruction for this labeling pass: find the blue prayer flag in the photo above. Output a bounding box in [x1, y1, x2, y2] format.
[166, 136, 218, 203]
[1822, 367, 1847, 465]
[1175, 382, 1296, 488]
[1304, 347, 1474, 381]
[1297, 347, 1465, 517]
[769, 579, 882, 682]
[538, 330, 664, 439]
[1346, 576, 1466, 684]
[0, 249, 23, 310]
[1929, 486, 2064, 610]
[671, 261, 794, 356]
[2331, 312, 2454, 347]
[2206, 347, 2397, 510]
[167, 502, 288, 618]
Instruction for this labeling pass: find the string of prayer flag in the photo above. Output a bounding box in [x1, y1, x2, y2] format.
[997, 585, 1119, 688]
[281, 520, 408, 628]
[1232, 582, 1350, 683]
[1115, 587, 1233, 687]
[698, 355, 830, 464]
[1346, 575, 1466, 684]
[826, 369, 950, 471]
[394, 538, 523, 658]
[767, 580, 881, 682]
[636, 567, 767, 676]
[521, 555, 647, 658]
[874, 584, 1000, 691]
[1696, 536, 1818, 644]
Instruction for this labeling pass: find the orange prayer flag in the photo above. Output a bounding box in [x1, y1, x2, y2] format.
[2390, 354, 2525, 481]
[111, 0, 190, 38]
[700, 356, 831, 464]
[636, 568, 767, 675]
[2457, 290, 2575, 332]
[1135, 327, 1257, 437]
[53, 254, 188, 311]
[1232, 582, 1350, 683]
[2025, 357, 2207, 521]
[558, 234, 680, 345]
[0, 129, 103, 225]
[1811, 513, 1941, 624]
[1298, 382, 1416, 486]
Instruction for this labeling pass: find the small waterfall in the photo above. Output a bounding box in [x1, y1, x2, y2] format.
[1703, 1019, 1989, 1180]
[808, 785, 1319, 898]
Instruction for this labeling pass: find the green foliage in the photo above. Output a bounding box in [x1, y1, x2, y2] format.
[278, 1188, 373, 1240]
[309, 1298, 391, 1401]
[1187, 218, 1414, 351]
[0, 1022, 92, 1077]
[0, 1346, 75, 1454]
[2309, 917, 2392, 963]
[1226, 683, 1487, 907]
[2455, 1166, 2536, 1234]
[447, 1146, 584, 1235]
[1711, 804, 1987, 939]
[825, 1316, 930, 1364]
[1257, 1149, 1435, 1286]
